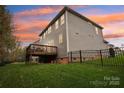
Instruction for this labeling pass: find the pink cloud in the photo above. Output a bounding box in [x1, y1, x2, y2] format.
[86, 13, 124, 39]
[15, 6, 87, 18]
[13, 19, 49, 43]
[14, 33, 39, 42]
[15, 7, 62, 18]
[14, 19, 48, 32]
[13, 6, 64, 43]
[88, 13, 124, 24]
[102, 22, 124, 39]
[104, 33, 124, 39]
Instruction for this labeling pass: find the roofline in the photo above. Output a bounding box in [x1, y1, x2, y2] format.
[39, 6, 103, 36]
[66, 7, 103, 29]
[39, 7, 66, 36]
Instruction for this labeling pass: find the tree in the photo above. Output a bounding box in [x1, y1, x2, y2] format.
[0, 5, 16, 65]
[9, 42, 26, 62]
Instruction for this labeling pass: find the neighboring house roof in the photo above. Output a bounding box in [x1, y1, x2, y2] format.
[39, 6, 103, 36]
[108, 44, 114, 47]
[103, 40, 109, 44]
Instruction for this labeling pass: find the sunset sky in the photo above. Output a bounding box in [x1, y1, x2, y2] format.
[7, 5, 124, 47]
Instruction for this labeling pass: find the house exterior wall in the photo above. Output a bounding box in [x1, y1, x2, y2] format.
[39, 10, 108, 60]
[66, 11, 108, 52]
[39, 14, 67, 58]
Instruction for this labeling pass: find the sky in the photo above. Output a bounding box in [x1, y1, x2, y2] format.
[7, 5, 124, 47]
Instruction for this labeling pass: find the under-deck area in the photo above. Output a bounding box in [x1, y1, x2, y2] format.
[26, 44, 57, 63]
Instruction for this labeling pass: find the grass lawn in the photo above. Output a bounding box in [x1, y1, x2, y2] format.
[0, 63, 124, 88]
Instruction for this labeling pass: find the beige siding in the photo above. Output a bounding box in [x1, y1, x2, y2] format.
[40, 13, 67, 58]
[39, 10, 108, 59]
[67, 11, 107, 51]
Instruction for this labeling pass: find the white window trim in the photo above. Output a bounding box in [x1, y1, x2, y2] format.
[60, 14, 65, 25]
[59, 34, 63, 44]
[48, 26, 51, 34]
[46, 30, 48, 35]
[42, 34, 44, 39]
[44, 32, 46, 39]
[55, 20, 59, 29]
[40, 36, 42, 41]
[95, 27, 99, 35]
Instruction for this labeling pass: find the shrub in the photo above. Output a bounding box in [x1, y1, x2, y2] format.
[0, 62, 5, 66]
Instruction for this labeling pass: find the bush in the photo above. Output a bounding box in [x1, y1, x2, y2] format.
[4, 61, 12, 64]
[0, 62, 5, 66]
[0, 60, 12, 66]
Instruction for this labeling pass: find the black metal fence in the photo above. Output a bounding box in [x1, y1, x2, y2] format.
[68, 47, 124, 67]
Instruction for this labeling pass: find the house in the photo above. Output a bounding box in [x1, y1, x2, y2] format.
[26, 6, 108, 63]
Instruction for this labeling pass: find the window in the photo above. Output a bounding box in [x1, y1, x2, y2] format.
[40, 36, 42, 41]
[59, 34, 63, 44]
[41, 34, 44, 39]
[55, 20, 59, 29]
[43, 32, 46, 39]
[48, 26, 51, 34]
[95, 27, 99, 35]
[60, 15, 65, 25]
[46, 30, 48, 35]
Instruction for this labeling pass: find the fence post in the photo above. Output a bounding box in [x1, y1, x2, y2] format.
[79, 50, 82, 63]
[68, 52, 70, 63]
[100, 50, 103, 66]
[70, 52, 72, 63]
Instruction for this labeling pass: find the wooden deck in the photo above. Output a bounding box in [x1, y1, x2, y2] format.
[26, 44, 57, 55]
[26, 44, 57, 62]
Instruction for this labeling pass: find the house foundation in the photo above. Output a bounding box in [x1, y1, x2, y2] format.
[57, 57, 69, 64]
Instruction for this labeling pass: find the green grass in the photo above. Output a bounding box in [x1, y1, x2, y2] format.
[0, 63, 124, 88]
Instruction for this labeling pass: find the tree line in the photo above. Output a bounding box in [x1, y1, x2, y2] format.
[0, 5, 26, 66]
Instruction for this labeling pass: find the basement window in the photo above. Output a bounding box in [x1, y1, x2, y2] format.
[73, 58, 76, 60]
[61, 58, 63, 60]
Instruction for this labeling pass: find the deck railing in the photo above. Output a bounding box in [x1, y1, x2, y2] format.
[26, 44, 57, 55]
